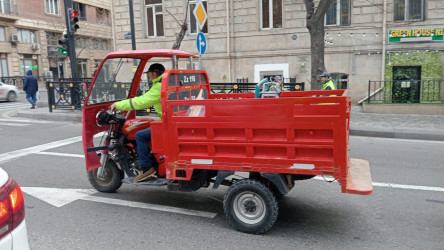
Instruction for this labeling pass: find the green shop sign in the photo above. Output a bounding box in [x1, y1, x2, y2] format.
[389, 28, 444, 42]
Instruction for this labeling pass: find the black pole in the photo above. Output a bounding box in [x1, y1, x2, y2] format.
[129, 0, 136, 50]
[63, 0, 78, 81]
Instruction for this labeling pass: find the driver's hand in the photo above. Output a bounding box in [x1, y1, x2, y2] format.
[110, 103, 116, 111]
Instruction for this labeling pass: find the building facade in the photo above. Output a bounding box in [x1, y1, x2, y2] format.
[111, 0, 444, 104]
[0, 0, 113, 82]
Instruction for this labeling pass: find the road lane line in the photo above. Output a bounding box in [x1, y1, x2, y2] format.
[81, 195, 217, 218]
[314, 176, 444, 192]
[37, 152, 85, 158]
[0, 136, 82, 165]
[0, 118, 51, 123]
[0, 122, 30, 126]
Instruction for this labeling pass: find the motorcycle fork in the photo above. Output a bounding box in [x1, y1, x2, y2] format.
[97, 125, 113, 179]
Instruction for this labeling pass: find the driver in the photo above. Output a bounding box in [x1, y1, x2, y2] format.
[110, 63, 165, 182]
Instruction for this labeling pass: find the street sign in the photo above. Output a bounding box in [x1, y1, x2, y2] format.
[193, 0, 207, 31]
[196, 32, 207, 55]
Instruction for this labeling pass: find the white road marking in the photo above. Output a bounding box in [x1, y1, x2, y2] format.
[313, 176, 444, 192]
[0, 136, 82, 164]
[21, 187, 217, 218]
[37, 152, 85, 158]
[81, 195, 217, 218]
[0, 118, 51, 124]
[0, 122, 30, 126]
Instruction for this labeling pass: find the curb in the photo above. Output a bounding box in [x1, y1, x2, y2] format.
[349, 125, 444, 141]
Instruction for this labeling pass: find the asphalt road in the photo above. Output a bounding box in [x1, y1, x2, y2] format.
[0, 104, 443, 250]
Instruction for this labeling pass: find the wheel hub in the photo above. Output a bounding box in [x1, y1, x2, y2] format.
[244, 200, 257, 213]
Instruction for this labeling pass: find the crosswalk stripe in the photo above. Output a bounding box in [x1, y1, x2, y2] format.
[0, 122, 30, 126]
[0, 103, 30, 110]
[0, 118, 51, 124]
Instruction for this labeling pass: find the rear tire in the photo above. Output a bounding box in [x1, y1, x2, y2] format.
[223, 179, 278, 234]
[7, 91, 17, 102]
[87, 159, 124, 193]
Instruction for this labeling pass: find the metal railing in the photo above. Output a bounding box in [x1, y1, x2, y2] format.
[210, 82, 305, 94]
[46, 80, 91, 112]
[367, 79, 444, 104]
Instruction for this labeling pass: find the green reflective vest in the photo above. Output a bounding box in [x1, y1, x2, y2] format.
[115, 74, 163, 119]
[322, 79, 336, 90]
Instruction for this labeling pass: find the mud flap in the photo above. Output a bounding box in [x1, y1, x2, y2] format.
[345, 158, 373, 195]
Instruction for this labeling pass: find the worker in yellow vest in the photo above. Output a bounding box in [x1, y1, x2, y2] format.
[320, 72, 335, 90]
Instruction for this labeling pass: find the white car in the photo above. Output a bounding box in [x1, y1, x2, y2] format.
[0, 168, 30, 250]
[0, 82, 19, 102]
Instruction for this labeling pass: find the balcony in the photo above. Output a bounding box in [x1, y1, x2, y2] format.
[0, 0, 18, 22]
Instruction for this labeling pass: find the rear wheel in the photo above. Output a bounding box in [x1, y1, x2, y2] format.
[223, 179, 278, 234]
[7, 91, 17, 102]
[87, 159, 124, 193]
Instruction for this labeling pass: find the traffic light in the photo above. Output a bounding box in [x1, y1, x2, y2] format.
[68, 8, 79, 33]
[58, 30, 69, 55]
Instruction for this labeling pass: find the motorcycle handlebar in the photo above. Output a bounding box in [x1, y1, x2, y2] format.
[87, 143, 120, 152]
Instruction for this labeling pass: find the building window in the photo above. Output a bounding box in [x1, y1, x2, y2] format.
[0, 0, 11, 14]
[77, 59, 88, 78]
[145, 0, 164, 37]
[261, 0, 282, 29]
[325, 0, 350, 26]
[394, 0, 424, 21]
[96, 8, 109, 25]
[92, 39, 109, 50]
[73, 2, 87, 20]
[17, 29, 36, 44]
[0, 53, 8, 78]
[45, 0, 59, 15]
[0, 26, 5, 42]
[189, 0, 208, 34]
[46, 32, 61, 46]
[20, 54, 38, 76]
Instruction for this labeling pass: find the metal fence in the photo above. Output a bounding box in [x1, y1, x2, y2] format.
[45, 79, 305, 113]
[367, 80, 444, 104]
[210, 82, 305, 94]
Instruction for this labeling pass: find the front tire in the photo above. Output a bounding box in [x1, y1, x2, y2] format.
[87, 159, 124, 193]
[7, 91, 17, 102]
[223, 179, 278, 234]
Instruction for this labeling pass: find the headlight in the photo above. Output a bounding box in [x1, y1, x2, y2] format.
[96, 110, 113, 127]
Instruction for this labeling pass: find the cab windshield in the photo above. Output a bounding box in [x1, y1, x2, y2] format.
[87, 58, 141, 105]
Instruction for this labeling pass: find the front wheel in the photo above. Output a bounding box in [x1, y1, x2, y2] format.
[223, 179, 278, 234]
[7, 91, 17, 102]
[87, 159, 124, 193]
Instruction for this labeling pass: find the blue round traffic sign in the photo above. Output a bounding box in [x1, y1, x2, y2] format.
[196, 32, 207, 55]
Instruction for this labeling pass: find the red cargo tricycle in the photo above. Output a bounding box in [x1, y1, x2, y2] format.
[82, 49, 372, 234]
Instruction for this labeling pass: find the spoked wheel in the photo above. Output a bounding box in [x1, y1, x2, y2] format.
[223, 179, 278, 234]
[87, 159, 124, 193]
[7, 91, 17, 102]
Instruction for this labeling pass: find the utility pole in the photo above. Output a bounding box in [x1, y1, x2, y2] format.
[128, 0, 136, 51]
[63, 0, 78, 81]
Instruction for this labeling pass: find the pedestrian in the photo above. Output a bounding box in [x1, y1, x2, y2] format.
[110, 63, 165, 182]
[320, 72, 335, 90]
[23, 70, 39, 109]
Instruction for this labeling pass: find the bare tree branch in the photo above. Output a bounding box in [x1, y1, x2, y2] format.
[168, 0, 190, 50]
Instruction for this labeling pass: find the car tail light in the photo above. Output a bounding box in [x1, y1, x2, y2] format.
[0, 178, 25, 239]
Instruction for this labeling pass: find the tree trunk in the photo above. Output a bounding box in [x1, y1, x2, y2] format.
[303, 0, 333, 90]
[307, 18, 326, 90]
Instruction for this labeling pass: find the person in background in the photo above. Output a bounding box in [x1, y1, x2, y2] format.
[320, 72, 336, 90]
[23, 70, 39, 109]
[110, 63, 165, 182]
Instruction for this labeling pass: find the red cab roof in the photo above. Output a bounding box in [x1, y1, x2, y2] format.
[105, 49, 197, 59]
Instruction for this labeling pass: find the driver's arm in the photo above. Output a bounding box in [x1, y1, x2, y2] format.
[111, 82, 161, 111]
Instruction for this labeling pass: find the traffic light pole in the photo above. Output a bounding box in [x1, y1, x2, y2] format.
[63, 0, 78, 82]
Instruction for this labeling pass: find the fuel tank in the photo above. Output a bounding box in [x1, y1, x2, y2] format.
[122, 118, 154, 140]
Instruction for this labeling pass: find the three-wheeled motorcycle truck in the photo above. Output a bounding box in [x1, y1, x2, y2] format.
[82, 49, 373, 234]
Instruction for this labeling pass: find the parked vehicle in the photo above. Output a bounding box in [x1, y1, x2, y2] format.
[0, 168, 30, 250]
[0, 82, 19, 102]
[82, 49, 373, 234]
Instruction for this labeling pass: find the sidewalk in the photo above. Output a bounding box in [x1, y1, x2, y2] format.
[11, 101, 444, 141]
